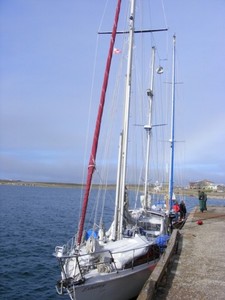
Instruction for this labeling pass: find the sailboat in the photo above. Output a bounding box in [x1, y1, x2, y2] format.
[131, 35, 185, 233]
[128, 45, 170, 241]
[54, 1, 169, 299]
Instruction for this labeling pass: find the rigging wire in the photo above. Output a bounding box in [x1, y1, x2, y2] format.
[77, 0, 117, 232]
[82, 0, 131, 230]
[78, 32, 100, 229]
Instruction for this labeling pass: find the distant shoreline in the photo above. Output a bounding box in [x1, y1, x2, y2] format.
[1, 180, 225, 200]
[0, 180, 84, 189]
[0, 180, 115, 189]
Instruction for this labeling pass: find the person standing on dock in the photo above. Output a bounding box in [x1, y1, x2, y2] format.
[172, 201, 180, 221]
[179, 200, 187, 220]
[198, 190, 207, 212]
[203, 191, 207, 211]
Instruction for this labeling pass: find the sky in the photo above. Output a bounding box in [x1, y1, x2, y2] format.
[0, 0, 225, 185]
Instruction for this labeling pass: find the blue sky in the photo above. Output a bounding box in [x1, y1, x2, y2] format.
[0, 0, 225, 185]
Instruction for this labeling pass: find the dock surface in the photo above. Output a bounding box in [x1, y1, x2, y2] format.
[153, 206, 225, 300]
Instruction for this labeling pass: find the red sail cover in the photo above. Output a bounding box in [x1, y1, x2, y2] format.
[77, 0, 122, 245]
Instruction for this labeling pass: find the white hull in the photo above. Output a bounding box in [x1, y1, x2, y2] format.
[66, 260, 158, 300]
[55, 236, 161, 300]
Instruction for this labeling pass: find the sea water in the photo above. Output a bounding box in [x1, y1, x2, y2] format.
[0, 185, 224, 300]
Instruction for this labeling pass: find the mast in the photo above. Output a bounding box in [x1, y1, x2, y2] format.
[77, 0, 122, 246]
[112, 133, 123, 241]
[143, 47, 155, 209]
[118, 0, 136, 240]
[168, 35, 176, 211]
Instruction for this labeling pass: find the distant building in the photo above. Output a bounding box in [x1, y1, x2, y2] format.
[217, 184, 225, 193]
[189, 179, 217, 191]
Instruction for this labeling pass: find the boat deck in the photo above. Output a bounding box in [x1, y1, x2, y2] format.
[152, 206, 225, 300]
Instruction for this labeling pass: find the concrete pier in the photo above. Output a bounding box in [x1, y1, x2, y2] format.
[138, 206, 225, 300]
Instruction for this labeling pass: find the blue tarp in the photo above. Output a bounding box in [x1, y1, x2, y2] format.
[155, 234, 170, 247]
[85, 229, 98, 240]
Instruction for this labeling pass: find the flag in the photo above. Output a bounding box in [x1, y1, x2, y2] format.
[113, 48, 121, 54]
